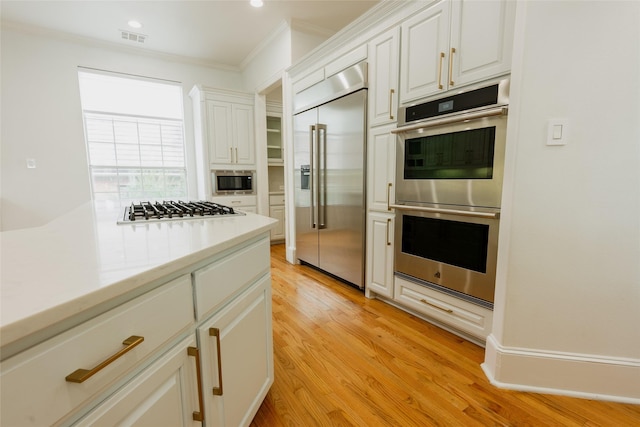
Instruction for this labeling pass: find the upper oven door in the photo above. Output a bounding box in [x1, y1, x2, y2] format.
[393, 107, 508, 208]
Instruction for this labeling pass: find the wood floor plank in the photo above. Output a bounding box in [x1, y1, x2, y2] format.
[252, 244, 640, 426]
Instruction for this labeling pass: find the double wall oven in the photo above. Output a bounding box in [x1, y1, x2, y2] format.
[391, 78, 509, 308]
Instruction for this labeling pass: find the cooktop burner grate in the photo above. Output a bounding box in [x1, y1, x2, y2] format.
[117, 200, 245, 224]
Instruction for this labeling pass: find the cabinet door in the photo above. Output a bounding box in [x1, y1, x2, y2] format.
[207, 100, 234, 165]
[269, 205, 285, 240]
[366, 212, 395, 298]
[199, 274, 273, 427]
[74, 335, 201, 427]
[399, 0, 451, 103]
[449, 0, 515, 88]
[368, 27, 400, 126]
[368, 124, 396, 212]
[233, 103, 255, 165]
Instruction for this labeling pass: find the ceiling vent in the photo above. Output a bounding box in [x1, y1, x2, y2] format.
[120, 30, 147, 44]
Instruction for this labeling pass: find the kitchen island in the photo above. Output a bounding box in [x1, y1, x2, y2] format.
[1, 201, 277, 426]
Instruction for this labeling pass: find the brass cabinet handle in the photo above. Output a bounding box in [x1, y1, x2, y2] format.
[420, 299, 454, 314]
[188, 346, 205, 422]
[235, 147, 238, 163]
[209, 327, 224, 396]
[449, 47, 456, 86]
[65, 335, 144, 383]
[389, 89, 395, 120]
[229, 147, 234, 163]
[437, 52, 445, 90]
[387, 182, 393, 211]
[386, 218, 392, 246]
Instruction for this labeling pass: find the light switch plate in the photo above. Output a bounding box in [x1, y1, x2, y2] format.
[547, 119, 568, 146]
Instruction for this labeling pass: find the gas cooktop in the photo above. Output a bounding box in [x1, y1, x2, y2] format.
[117, 200, 245, 224]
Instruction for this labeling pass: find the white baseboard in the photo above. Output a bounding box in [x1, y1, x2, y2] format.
[482, 334, 640, 404]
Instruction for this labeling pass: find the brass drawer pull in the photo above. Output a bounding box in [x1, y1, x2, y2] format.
[389, 89, 395, 120]
[65, 335, 144, 383]
[437, 52, 445, 90]
[209, 327, 224, 396]
[188, 346, 205, 422]
[420, 299, 453, 314]
[449, 47, 456, 86]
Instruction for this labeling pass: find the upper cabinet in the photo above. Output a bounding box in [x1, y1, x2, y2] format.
[368, 27, 400, 126]
[191, 86, 256, 169]
[399, 0, 515, 104]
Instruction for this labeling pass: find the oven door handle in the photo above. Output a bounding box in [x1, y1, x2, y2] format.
[390, 204, 500, 220]
[391, 106, 507, 134]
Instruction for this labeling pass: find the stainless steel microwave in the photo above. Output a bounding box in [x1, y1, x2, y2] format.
[211, 170, 255, 195]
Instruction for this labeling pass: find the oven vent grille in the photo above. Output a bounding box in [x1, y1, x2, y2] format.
[120, 30, 147, 44]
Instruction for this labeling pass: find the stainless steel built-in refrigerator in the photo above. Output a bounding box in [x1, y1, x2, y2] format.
[293, 61, 367, 289]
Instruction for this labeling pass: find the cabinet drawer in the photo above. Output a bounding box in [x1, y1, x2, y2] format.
[193, 237, 270, 321]
[269, 194, 285, 206]
[394, 276, 493, 341]
[0, 275, 194, 427]
[211, 195, 257, 207]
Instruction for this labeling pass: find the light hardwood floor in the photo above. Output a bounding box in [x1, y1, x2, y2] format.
[251, 244, 640, 426]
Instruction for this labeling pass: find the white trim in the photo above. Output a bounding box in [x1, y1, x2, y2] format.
[483, 334, 640, 404]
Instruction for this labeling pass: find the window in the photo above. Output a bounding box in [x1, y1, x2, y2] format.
[78, 70, 187, 205]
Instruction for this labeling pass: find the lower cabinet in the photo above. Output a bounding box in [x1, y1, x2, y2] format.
[366, 212, 395, 298]
[198, 275, 273, 427]
[75, 335, 201, 427]
[210, 195, 257, 215]
[268, 193, 285, 242]
[0, 234, 273, 427]
[394, 275, 493, 341]
[269, 205, 285, 241]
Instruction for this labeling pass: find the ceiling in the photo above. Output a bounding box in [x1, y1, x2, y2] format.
[1, 0, 381, 69]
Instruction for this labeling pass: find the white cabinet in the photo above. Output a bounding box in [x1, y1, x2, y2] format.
[365, 124, 396, 298]
[206, 100, 255, 166]
[74, 335, 202, 427]
[367, 124, 396, 212]
[394, 275, 493, 342]
[268, 194, 285, 242]
[0, 275, 194, 427]
[198, 275, 273, 427]
[211, 195, 257, 215]
[399, 0, 514, 103]
[0, 234, 274, 427]
[369, 27, 400, 126]
[192, 236, 273, 427]
[366, 212, 395, 298]
[190, 86, 256, 173]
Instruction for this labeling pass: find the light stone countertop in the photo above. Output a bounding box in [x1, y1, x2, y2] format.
[0, 202, 277, 353]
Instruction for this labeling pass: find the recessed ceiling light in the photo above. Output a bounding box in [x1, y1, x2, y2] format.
[128, 20, 143, 29]
[250, 0, 263, 8]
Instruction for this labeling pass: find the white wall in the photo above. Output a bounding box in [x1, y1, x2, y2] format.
[242, 23, 291, 93]
[0, 25, 244, 231]
[484, 1, 640, 402]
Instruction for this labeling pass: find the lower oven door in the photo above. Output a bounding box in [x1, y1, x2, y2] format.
[392, 203, 499, 307]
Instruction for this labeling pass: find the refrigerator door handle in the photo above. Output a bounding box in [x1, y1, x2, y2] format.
[309, 125, 316, 229]
[317, 124, 327, 229]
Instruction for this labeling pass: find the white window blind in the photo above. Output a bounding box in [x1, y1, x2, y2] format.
[78, 70, 187, 204]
